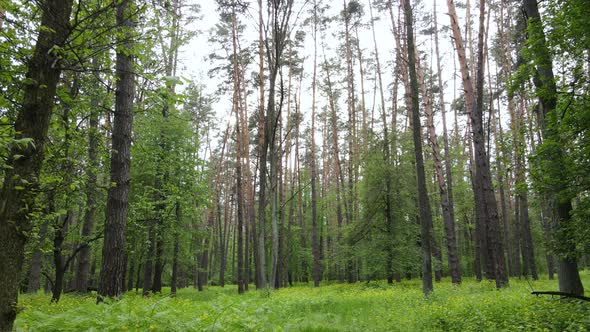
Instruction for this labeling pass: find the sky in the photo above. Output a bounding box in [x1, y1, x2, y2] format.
[175, 0, 504, 153]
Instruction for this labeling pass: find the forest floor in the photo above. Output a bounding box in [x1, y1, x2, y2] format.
[15, 274, 590, 331]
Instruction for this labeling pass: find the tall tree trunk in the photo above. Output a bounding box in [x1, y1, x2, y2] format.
[447, 0, 507, 287]
[513, 97, 537, 280]
[343, 0, 357, 284]
[256, 0, 268, 289]
[75, 94, 100, 292]
[142, 221, 156, 296]
[51, 209, 79, 303]
[433, 0, 461, 284]
[368, 0, 395, 285]
[416, 49, 444, 284]
[321, 40, 345, 282]
[541, 200, 556, 280]
[491, 19, 513, 274]
[236, 122, 245, 294]
[98, 0, 135, 299]
[232, 5, 245, 294]
[353, 28, 368, 147]
[0, 0, 72, 328]
[310, 0, 321, 288]
[522, 0, 583, 295]
[151, 229, 164, 293]
[474, 0, 507, 287]
[402, 0, 433, 296]
[27, 222, 49, 293]
[171, 202, 181, 296]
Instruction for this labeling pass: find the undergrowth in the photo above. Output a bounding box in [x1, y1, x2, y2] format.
[15, 274, 590, 331]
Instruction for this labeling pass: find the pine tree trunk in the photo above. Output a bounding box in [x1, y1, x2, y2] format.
[27, 222, 48, 293]
[151, 230, 164, 293]
[142, 221, 155, 295]
[402, 0, 433, 296]
[416, 54, 444, 283]
[171, 203, 181, 296]
[232, 6, 245, 293]
[447, 0, 507, 287]
[127, 256, 135, 292]
[321, 43, 346, 282]
[311, 0, 321, 287]
[433, 0, 461, 284]
[256, 0, 268, 289]
[343, 0, 357, 284]
[98, 0, 135, 300]
[474, 0, 507, 287]
[75, 99, 99, 292]
[368, 0, 396, 285]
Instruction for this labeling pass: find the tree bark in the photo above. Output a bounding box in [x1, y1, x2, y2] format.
[0, 0, 73, 329]
[474, 0, 507, 287]
[447, 0, 507, 287]
[75, 85, 100, 292]
[51, 210, 76, 303]
[98, 0, 135, 299]
[522, 0, 583, 295]
[433, 0, 461, 284]
[310, 0, 321, 288]
[256, 0, 268, 289]
[151, 231, 164, 293]
[142, 220, 155, 296]
[343, 0, 357, 284]
[231, 4, 245, 294]
[368, 0, 396, 285]
[27, 222, 48, 293]
[321, 41, 346, 282]
[402, 0, 433, 296]
[171, 202, 181, 296]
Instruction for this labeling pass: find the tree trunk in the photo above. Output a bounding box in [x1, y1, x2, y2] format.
[447, 0, 507, 287]
[256, 0, 268, 289]
[152, 231, 164, 293]
[236, 116, 245, 294]
[75, 91, 100, 292]
[433, 0, 461, 284]
[127, 256, 135, 292]
[321, 40, 346, 282]
[541, 200, 556, 279]
[27, 222, 48, 293]
[402, 0, 433, 296]
[98, 0, 135, 299]
[522, 0, 583, 295]
[51, 210, 76, 303]
[343, 0, 357, 284]
[142, 221, 155, 296]
[368, 0, 396, 285]
[310, 0, 321, 288]
[171, 203, 181, 296]
[0, 0, 73, 329]
[231, 6, 245, 293]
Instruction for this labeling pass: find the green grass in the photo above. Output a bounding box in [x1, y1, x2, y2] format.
[15, 274, 590, 331]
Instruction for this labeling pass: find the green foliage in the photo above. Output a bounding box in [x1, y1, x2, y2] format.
[522, 0, 590, 259]
[16, 276, 590, 331]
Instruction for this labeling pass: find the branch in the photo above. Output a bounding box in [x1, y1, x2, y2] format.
[41, 271, 55, 289]
[532, 291, 590, 302]
[63, 232, 103, 271]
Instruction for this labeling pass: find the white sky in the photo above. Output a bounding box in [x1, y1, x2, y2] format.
[176, 0, 505, 155]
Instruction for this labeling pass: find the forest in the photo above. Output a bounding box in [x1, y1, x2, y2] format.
[0, 0, 589, 330]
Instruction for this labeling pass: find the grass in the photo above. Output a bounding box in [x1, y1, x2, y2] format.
[15, 274, 590, 331]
